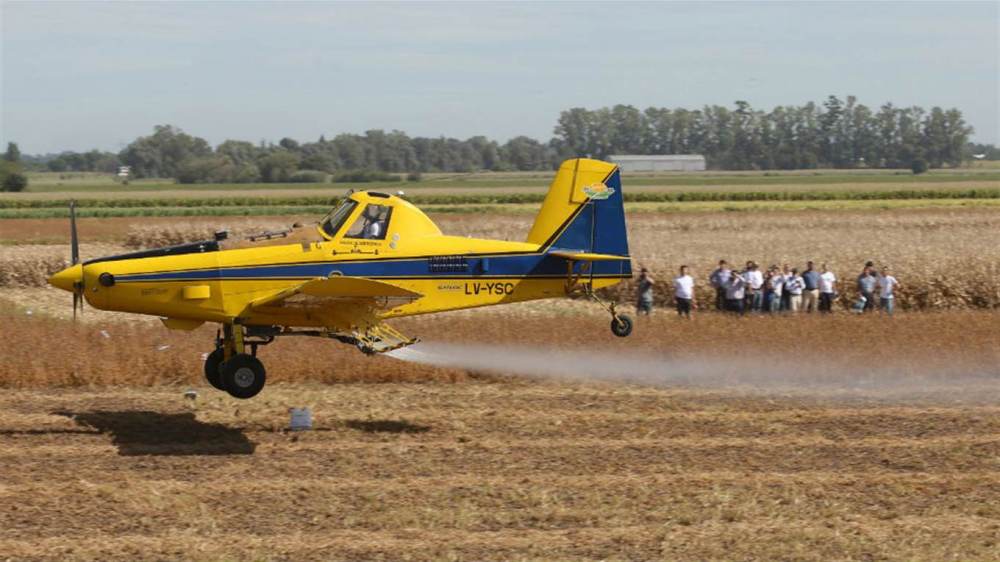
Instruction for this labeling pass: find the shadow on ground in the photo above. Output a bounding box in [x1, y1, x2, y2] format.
[55, 410, 256, 456]
[345, 419, 431, 434]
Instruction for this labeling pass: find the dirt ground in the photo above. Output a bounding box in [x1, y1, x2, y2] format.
[0, 309, 998, 561]
[1, 384, 998, 561]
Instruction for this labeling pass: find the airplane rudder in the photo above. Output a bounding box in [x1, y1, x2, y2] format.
[591, 166, 629, 257]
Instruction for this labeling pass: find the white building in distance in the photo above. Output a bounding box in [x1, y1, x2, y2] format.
[609, 154, 706, 172]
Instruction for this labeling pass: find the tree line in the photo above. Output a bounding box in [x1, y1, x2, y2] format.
[555, 96, 974, 171]
[14, 96, 993, 185]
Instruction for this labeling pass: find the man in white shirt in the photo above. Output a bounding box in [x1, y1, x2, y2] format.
[785, 267, 805, 313]
[724, 271, 747, 315]
[818, 263, 837, 314]
[877, 267, 900, 316]
[673, 265, 695, 318]
[744, 262, 764, 313]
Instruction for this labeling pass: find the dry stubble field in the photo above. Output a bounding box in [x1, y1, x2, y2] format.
[1, 204, 999, 561]
[0, 309, 998, 561]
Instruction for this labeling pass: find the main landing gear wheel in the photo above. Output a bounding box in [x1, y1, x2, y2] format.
[220, 354, 267, 399]
[611, 314, 634, 337]
[203, 347, 226, 391]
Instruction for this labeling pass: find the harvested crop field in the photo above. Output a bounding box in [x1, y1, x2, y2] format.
[2, 385, 999, 561]
[0, 308, 998, 561]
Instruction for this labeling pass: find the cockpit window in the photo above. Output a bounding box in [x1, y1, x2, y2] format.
[319, 200, 358, 239]
[344, 204, 392, 240]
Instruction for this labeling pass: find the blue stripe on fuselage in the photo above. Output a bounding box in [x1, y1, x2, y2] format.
[114, 252, 629, 282]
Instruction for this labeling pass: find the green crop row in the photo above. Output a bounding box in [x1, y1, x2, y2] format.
[0, 197, 342, 209]
[0, 206, 333, 219]
[1, 188, 997, 210]
[4, 197, 1000, 219]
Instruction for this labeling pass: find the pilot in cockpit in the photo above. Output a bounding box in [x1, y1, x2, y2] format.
[361, 205, 384, 239]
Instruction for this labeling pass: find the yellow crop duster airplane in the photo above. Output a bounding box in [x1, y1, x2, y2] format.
[49, 158, 633, 398]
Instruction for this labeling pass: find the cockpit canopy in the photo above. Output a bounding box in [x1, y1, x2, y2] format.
[317, 191, 442, 242]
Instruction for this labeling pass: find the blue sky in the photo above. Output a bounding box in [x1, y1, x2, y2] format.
[2, 1, 997, 154]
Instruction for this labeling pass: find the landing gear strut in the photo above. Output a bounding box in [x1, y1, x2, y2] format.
[564, 260, 634, 338]
[583, 288, 633, 338]
[610, 308, 634, 337]
[203, 323, 271, 399]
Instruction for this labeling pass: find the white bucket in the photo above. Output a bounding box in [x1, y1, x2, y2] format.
[289, 408, 312, 431]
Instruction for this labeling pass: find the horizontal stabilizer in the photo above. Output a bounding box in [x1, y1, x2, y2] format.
[549, 251, 631, 262]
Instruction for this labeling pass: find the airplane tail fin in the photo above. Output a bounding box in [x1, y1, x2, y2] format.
[527, 158, 630, 261]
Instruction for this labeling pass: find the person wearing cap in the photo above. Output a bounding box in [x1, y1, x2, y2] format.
[636, 268, 655, 316]
[800, 261, 821, 313]
[708, 260, 731, 312]
[673, 265, 696, 318]
[877, 266, 900, 315]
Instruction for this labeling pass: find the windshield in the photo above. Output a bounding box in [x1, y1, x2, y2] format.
[319, 200, 358, 239]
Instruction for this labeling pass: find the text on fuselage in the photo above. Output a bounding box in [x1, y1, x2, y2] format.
[464, 282, 514, 296]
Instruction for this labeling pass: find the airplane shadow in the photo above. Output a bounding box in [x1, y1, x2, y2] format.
[345, 419, 431, 434]
[54, 410, 256, 456]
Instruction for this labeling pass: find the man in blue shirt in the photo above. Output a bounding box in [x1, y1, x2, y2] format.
[800, 261, 821, 313]
[857, 261, 878, 313]
[708, 260, 731, 312]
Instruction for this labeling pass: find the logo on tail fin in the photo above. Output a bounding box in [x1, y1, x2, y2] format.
[582, 182, 615, 200]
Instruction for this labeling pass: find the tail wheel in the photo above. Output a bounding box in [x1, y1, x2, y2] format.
[611, 314, 633, 337]
[204, 347, 227, 391]
[220, 354, 267, 399]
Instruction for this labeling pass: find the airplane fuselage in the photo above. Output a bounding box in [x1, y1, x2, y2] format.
[68, 234, 629, 329]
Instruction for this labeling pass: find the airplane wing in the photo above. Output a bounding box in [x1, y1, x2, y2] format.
[247, 277, 422, 354]
[249, 276, 421, 311]
[549, 251, 630, 261]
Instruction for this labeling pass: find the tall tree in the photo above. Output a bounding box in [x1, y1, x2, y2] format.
[4, 142, 21, 163]
[119, 125, 211, 178]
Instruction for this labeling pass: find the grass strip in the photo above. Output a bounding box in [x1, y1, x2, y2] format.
[23, 171, 1000, 193]
[3, 199, 999, 218]
[0, 188, 998, 210]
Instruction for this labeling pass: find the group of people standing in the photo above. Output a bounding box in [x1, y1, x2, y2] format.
[855, 261, 901, 315]
[634, 259, 901, 318]
[706, 260, 837, 315]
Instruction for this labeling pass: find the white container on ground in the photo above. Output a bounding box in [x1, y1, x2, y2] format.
[289, 408, 312, 431]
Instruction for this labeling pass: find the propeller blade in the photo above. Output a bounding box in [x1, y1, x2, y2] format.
[70, 200, 80, 265]
[73, 292, 79, 322]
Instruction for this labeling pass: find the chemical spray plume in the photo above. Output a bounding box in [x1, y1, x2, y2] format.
[387, 342, 1000, 401]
